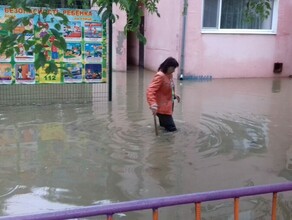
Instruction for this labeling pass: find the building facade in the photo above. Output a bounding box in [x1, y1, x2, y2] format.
[113, 0, 292, 78]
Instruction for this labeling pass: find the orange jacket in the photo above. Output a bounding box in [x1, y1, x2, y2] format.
[147, 71, 174, 115]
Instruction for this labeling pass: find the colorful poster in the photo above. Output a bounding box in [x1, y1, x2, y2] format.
[15, 63, 36, 84]
[84, 22, 103, 42]
[85, 43, 102, 63]
[0, 6, 107, 85]
[0, 63, 13, 84]
[62, 21, 82, 41]
[64, 42, 82, 62]
[64, 63, 83, 83]
[14, 43, 34, 62]
[85, 64, 102, 83]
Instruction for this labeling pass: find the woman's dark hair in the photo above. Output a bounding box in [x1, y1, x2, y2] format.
[158, 57, 179, 73]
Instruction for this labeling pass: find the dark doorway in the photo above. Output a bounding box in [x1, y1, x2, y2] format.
[139, 16, 144, 68]
[127, 31, 137, 66]
[127, 16, 144, 67]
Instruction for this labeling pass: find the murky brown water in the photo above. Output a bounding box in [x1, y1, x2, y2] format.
[1, 68, 292, 219]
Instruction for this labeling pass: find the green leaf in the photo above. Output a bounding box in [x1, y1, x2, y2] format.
[137, 32, 146, 45]
[54, 23, 61, 31]
[46, 61, 58, 74]
[34, 43, 44, 53]
[23, 41, 32, 51]
[98, 6, 106, 17]
[58, 37, 67, 51]
[52, 40, 62, 49]
[58, 66, 71, 75]
[25, 40, 36, 48]
[119, 0, 130, 11]
[22, 29, 33, 36]
[42, 11, 49, 19]
[101, 9, 111, 22]
[265, 2, 272, 10]
[55, 12, 69, 24]
[2, 0, 162, 59]
[35, 52, 47, 70]
[17, 34, 25, 43]
[41, 34, 50, 45]
[110, 14, 116, 23]
[5, 48, 14, 58]
[50, 28, 61, 38]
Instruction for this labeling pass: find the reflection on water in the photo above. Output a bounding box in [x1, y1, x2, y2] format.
[197, 113, 269, 159]
[1, 70, 292, 219]
[272, 79, 281, 93]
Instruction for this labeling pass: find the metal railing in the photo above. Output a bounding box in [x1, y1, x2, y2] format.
[0, 182, 292, 220]
[0, 83, 108, 106]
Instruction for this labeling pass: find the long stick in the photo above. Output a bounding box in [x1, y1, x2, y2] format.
[153, 114, 158, 136]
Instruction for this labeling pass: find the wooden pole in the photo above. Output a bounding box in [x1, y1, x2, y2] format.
[153, 115, 158, 136]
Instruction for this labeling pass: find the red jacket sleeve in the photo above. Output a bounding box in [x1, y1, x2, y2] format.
[146, 73, 162, 107]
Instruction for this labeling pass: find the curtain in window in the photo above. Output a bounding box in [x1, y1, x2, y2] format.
[203, 0, 273, 30]
[220, 0, 273, 29]
[203, 0, 219, 28]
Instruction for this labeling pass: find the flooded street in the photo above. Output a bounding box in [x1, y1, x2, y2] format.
[1, 68, 292, 219]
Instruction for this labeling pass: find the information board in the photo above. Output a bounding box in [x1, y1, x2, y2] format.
[0, 6, 107, 85]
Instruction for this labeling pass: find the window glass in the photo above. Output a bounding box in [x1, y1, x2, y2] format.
[203, 0, 219, 28]
[203, 0, 274, 30]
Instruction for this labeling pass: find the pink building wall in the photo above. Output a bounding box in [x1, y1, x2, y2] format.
[143, 0, 182, 73]
[112, 4, 127, 71]
[142, 0, 292, 78]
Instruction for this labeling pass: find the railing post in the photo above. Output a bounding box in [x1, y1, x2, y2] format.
[234, 197, 239, 220]
[1, 183, 292, 220]
[195, 202, 201, 220]
[272, 192, 277, 220]
[153, 208, 159, 220]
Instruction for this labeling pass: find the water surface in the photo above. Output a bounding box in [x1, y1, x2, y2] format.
[1, 69, 292, 219]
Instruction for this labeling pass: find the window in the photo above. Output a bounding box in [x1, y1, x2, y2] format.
[202, 0, 277, 33]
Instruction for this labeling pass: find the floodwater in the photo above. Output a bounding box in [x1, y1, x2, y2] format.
[1, 67, 292, 219]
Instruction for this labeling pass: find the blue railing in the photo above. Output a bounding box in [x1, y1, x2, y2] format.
[0, 182, 292, 220]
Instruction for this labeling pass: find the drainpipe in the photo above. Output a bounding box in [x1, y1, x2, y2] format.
[108, 0, 113, 101]
[179, 0, 188, 80]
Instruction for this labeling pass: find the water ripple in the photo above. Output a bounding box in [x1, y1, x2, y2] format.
[196, 113, 269, 158]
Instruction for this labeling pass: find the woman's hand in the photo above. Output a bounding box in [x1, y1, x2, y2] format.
[150, 104, 158, 115]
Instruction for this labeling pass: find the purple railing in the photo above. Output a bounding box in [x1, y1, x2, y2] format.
[0, 182, 292, 220]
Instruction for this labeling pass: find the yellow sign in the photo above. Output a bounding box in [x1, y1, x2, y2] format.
[38, 65, 62, 83]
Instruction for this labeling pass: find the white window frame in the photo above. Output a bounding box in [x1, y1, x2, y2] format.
[201, 0, 279, 35]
